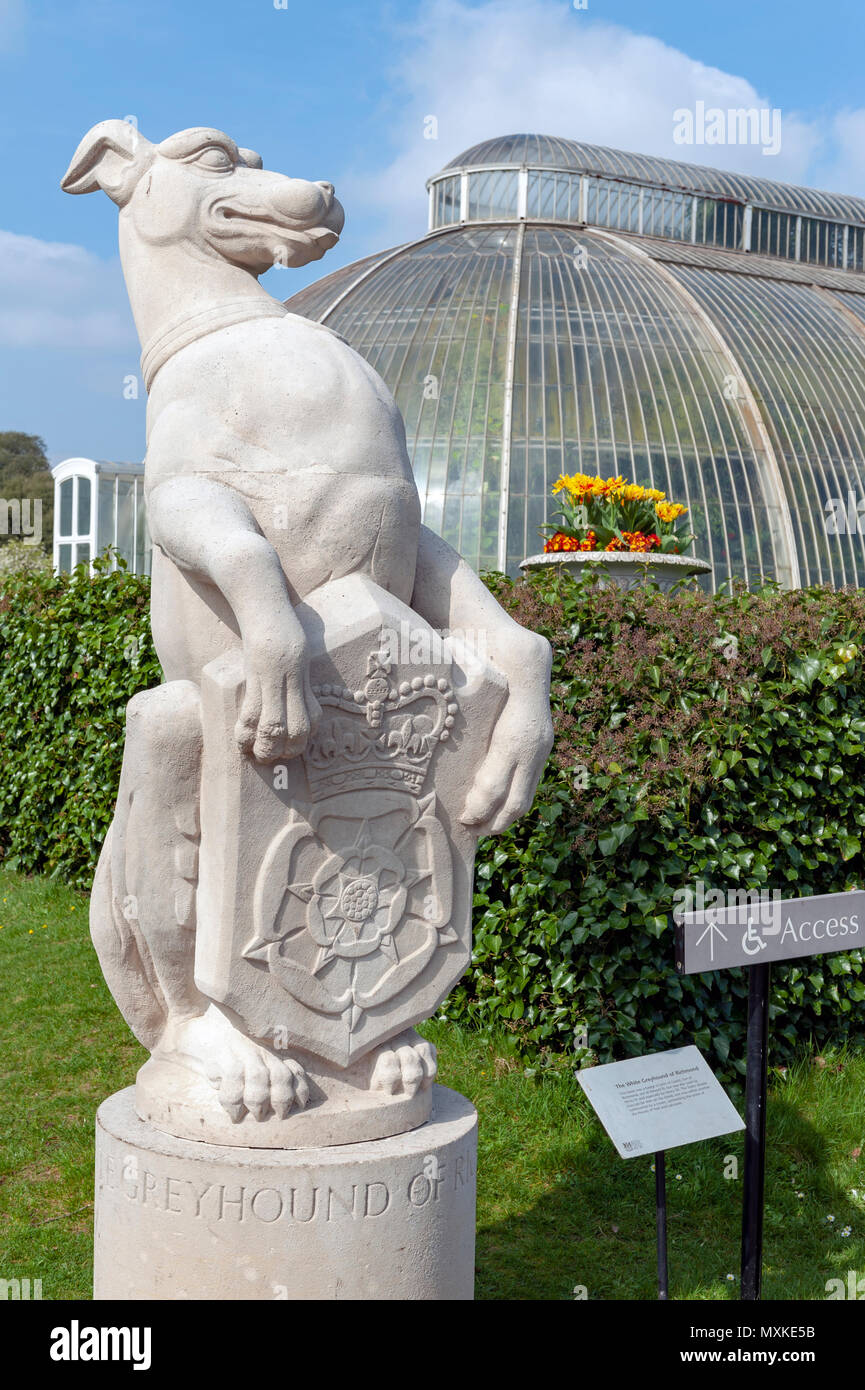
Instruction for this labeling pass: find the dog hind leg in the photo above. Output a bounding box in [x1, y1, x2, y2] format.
[90, 680, 205, 1050]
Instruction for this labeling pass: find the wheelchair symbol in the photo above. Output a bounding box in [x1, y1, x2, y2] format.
[742, 918, 767, 956]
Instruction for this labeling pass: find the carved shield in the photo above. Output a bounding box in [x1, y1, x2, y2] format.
[194, 574, 506, 1067]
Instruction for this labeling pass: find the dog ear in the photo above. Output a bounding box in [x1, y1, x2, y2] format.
[61, 120, 153, 204]
[238, 147, 263, 169]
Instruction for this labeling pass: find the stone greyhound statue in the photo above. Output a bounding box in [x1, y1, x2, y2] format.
[63, 121, 553, 1147]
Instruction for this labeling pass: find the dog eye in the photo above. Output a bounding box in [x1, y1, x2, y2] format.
[195, 147, 233, 170]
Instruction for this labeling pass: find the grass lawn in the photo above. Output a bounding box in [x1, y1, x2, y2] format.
[1, 866, 864, 1300]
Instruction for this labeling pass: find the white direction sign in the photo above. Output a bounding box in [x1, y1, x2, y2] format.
[675, 889, 865, 975]
[576, 1046, 744, 1159]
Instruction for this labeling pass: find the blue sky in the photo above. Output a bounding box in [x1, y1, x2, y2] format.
[2, 0, 865, 464]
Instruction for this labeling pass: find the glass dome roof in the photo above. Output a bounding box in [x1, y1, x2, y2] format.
[286, 137, 865, 588]
[440, 133, 865, 223]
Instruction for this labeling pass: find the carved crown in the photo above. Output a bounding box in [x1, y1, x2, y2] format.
[303, 644, 459, 798]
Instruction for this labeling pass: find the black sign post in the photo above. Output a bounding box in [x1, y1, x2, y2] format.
[740, 961, 771, 1301]
[675, 887, 865, 1300]
[655, 1149, 669, 1300]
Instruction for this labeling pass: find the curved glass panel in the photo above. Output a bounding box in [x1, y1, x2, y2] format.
[134, 478, 150, 575]
[528, 170, 582, 222]
[431, 138, 864, 273]
[799, 217, 845, 269]
[505, 228, 785, 581]
[59, 478, 73, 537]
[671, 267, 865, 586]
[752, 208, 797, 260]
[302, 227, 518, 572]
[641, 186, 691, 241]
[695, 198, 743, 249]
[116, 478, 135, 569]
[288, 225, 794, 586]
[77, 475, 91, 535]
[97, 475, 115, 556]
[828, 288, 865, 329]
[637, 235, 863, 292]
[434, 174, 461, 226]
[467, 170, 519, 221]
[282, 247, 398, 321]
[443, 133, 865, 223]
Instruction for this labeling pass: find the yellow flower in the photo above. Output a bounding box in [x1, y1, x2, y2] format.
[599, 475, 624, 495]
[552, 472, 596, 497]
[551, 470, 686, 517]
[608, 481, 668, 503]
[553, 472, 624, 500]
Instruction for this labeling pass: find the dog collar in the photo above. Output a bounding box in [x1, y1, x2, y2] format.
[140, 297, 288, 391]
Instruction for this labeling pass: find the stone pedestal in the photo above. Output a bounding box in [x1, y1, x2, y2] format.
[94, 1085, 477, 1300]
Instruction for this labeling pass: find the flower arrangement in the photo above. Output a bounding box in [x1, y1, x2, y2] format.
[542, 472, 695, 555]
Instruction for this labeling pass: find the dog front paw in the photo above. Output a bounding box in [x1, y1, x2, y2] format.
[160, 1004, 309, 1122]
[370, 1029, 437, 1098]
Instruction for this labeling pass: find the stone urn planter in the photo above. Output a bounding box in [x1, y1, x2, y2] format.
[520, 550, 712, 592]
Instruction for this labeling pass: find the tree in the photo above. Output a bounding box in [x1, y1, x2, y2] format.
[0, 432, 53, 554]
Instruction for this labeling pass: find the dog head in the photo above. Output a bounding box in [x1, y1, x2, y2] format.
[61, 120, 344, 273]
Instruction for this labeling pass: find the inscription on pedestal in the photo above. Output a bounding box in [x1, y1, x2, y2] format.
[98, 1146, 476, 1224]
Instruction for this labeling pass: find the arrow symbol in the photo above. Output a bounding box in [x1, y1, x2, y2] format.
[695, 917, 728, 962]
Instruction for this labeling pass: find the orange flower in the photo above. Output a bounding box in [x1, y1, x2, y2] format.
[544, 530, 598, 552]
[656, 501, 686, 523]
[621, 531, 662, 552]
[544, 531, 580, 552]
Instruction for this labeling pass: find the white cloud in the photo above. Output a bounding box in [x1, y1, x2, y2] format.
[0, 230, 135, 351]
[339, 0, 862, 248]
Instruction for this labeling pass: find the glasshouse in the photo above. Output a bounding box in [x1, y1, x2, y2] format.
[286, 133, 865, 588]
[51, 456, 150, 576]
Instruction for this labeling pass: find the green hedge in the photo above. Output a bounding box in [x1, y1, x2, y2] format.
[1, 560, 864, 1079]
[452, 569, 865, 1078]
[0, 559, 159, 887]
